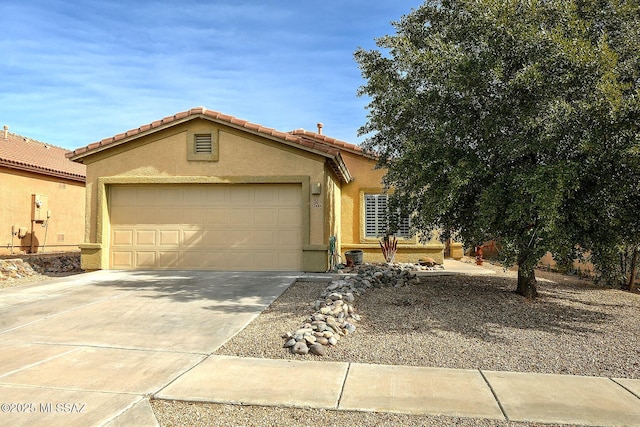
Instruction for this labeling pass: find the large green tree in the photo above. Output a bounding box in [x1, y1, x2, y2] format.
[355, 0, 640, 298]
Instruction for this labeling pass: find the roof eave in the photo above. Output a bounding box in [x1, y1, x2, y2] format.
[67, 108, 354, 182]
[0, 159, 86, 182]
[67, 114, 199, 162]
[331, 153, 352, 183]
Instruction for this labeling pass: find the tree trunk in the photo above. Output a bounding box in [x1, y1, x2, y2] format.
[516, 265, 538, 299]
[628, 246, 638, 293]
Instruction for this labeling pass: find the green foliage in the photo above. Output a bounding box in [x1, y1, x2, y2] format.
[355, 0, 640, 286]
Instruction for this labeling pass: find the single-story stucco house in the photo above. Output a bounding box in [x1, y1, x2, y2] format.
[67, 107, 462, 272]
[0, 126, 86, 255]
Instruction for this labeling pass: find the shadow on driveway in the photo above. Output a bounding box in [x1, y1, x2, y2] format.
[90, 270, 299, 314]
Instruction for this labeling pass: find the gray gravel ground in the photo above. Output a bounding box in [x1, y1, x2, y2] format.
[214, 269, 639, 378]
[150, 400, 576, 427]
[153, 265, 639, 426]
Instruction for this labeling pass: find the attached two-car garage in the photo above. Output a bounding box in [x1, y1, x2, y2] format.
[108, 184, 303, 270]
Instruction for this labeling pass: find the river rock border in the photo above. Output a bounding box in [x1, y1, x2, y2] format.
[282, 262, 444, 356]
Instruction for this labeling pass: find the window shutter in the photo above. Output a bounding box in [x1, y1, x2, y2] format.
[365, 195, 378, 237]
[194, 134, 213, 153]
[365, 193, 411, 238]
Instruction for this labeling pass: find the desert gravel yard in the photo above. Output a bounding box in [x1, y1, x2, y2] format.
[153, 265, 640, 426]
[214, 268, 639, 379]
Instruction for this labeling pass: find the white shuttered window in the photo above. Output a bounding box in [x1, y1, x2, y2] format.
[364, 194, 411, 238]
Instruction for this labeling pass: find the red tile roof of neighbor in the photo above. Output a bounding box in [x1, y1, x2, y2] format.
[67, 107, 364, 181]
[0, 130, 86, 182]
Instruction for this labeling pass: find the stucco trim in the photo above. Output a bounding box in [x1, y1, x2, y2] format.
[92, 175, 313, 270]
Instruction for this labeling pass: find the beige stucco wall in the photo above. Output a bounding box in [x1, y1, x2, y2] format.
[0, 166, 85, 255]
[79, 119, 333, 271]
[338, 152, 446, 264]
[539, 252, 595, 275]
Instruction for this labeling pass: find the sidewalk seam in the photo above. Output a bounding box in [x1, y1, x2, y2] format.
[151, 354, 209, 397]
[0, 346, 82, 379]
[610, 378, 640, 400]
[336, 362, 351, 410]
[479, 369, 509, 421]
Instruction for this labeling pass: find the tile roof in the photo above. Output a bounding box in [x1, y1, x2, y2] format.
[0, 131, 86, 182]
[67, 107, 362, 182]
[288, 129, 364, 155]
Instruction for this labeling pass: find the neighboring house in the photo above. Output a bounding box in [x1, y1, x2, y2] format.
[0, 126, 86, 255]
[68, 107, 460, 272]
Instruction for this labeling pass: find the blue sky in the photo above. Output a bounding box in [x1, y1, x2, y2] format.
[0, 0, 424, 150]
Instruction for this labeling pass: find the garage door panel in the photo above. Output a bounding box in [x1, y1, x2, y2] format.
[279, 252, 302, 270]
[158, 251, 180, 267]
[109, 184, 303, 270]
[229, 187, 252, 205]
[279, 186, 302, 206]
[227, 230, 254, 248]
[254, 252, 277, 269]
[136, 230, 156, 245]
[135, 188, 160, 206]
[278, 208, 302, 226]
[255, 208, 277, 225]
[159, 187, 183, 205]
[112, 230, 133, 246]
[159, 230, 181, 246]
[202, 230, 229, 248]
[206, 187, 230, 205]
[110, 207, 142, 224]
[182, 251, 207, 268]
[226, 252, 254, 269]
[112, 251, 134, 268]
[254, 230, 276, 247]
[136, 252, 157, 268]
[254, 186, 279, 205]
[202, 252, 228, 269]
[278, 230, 301, 248]
[179, 208, 205, 224]
[205, 208, 229, 225]
[110, 186, 138, 206]
[182, 230, 203, 247]
[152, 208, 188, 225]
[183, 186, 208, 205]
[228, 208, 253, 225]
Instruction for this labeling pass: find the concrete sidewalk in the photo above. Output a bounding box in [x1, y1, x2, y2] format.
[156, 355, 640, 426]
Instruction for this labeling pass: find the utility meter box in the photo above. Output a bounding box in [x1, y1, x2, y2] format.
[32, 194, 49, 222]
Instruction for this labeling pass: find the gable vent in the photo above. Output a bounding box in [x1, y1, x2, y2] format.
[194, 134, 213, 153]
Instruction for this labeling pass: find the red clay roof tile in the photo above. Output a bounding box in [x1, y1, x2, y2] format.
[0, 131, 86, 181]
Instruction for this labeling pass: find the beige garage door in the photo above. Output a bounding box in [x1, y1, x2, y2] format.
[109, 184, 303, 270]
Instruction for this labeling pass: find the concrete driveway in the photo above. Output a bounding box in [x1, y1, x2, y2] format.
[0, 270, 298, 426]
